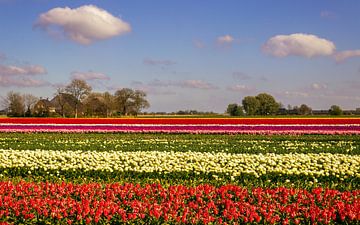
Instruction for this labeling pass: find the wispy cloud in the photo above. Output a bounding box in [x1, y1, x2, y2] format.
[320, 10, 337, 19]
[193, 39, 205, 49]
[262, 33, 336, 58]
[0, 76, 49, 87]
[178, 80, 218, 89]
[130, 81, 176, 95]
[217, 35, 234, 45]
[334, 50, 360, 63]
[282, 91, 310, 98]
[71, 71, 110, 81]
[0, 53, 6, 61]
[148, 79, 218, 90]
[310, 83, 327, 90]
[232, 72, 251, 80]
[0, 64, 46, 76]
[226, 84, 254, 93]
[143, 58, 176, 66]
[34, 5, 131, 45]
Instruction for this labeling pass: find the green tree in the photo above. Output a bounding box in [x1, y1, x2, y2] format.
[329, 105, 343, 116]
[298, 104, 312, 115]
[242, 96, 259, 116]
[255, 93, 280, 115]
[226, 103, 244, 116]
[65, 79, 92, 118]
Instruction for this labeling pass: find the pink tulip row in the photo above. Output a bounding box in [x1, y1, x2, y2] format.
[1, 124, 360, 134]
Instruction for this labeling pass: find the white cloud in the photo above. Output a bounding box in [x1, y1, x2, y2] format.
[35, 5, 131, 45]
[143, 58, 176, 66]
[217, 35, 234, 44]
[71, 71, 110, 80]
[334, 50, 360, 62]
[311, 83, 327, 90]
[262, 33, 336, 58]
[0, 64, 46, 76]
[226, 84, 254, 93]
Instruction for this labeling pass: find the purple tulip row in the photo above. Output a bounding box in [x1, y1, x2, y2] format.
[1, 124, 360, 134]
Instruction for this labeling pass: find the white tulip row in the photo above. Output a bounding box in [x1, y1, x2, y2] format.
[0, 149, 358, 178]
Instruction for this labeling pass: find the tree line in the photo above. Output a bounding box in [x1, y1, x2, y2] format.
[227, 93, 345, 116]
[1, 79, 150, 118]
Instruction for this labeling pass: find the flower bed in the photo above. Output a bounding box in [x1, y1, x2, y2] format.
[1, 150, 358, 180]
[1, 117, 360, 125]
[1, 124, 360, 134]
[0, 181, 358, 225]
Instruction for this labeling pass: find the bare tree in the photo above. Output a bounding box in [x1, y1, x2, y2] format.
[3, 91, 25, 117]
[114, 88, 150, 116]
[65, 79, 92, 118]
[23, 94, 39, 116]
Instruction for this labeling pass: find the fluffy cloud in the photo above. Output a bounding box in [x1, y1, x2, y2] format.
[334, 50, 360, 62]
[217, 35, 234, 44]
[35, 5, 131, 45]
[143, 58, 176, 66]
[226, 84, 254, 93]
[71, 71, 110, 80]
[0, 64, 46, 76]
[262, 33, 336, 58]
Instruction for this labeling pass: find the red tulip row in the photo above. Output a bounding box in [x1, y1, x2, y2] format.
[1, 117, 360, 125]
[0, 181, 359, 224]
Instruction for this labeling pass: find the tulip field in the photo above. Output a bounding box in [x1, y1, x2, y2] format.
[0, 118, 359, 224]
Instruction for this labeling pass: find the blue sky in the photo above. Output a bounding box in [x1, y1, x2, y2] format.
[0, 0, 360, 112]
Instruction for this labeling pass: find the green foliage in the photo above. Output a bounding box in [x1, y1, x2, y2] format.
[329, 105, 343, 115]
[242, 96, 259, 115]
[298, 104, 312, 115]
[1, 133, 359, 155]
[226, 103, 244, 116]
[255, 93, 280, 115]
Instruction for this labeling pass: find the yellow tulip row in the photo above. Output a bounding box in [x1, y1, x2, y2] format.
[0, 149, 358, 178]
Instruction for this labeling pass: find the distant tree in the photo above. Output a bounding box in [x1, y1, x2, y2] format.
[255, 93, 280, 115]
[65, 79, 92, 118]
[129, 90, 150, 116]
[329, 105, 343, 116]
[103, 91, 116, 117]
[242, 96, 259, 116]
[114, 88, 149, 116]
[83, 93, 107, 117]
[226, 103, 244, 116]
[298, 104, 312, 115]
[3, 91, 25, 117]
[54, 88, 66, 118]
[23, 94, 39, 117]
